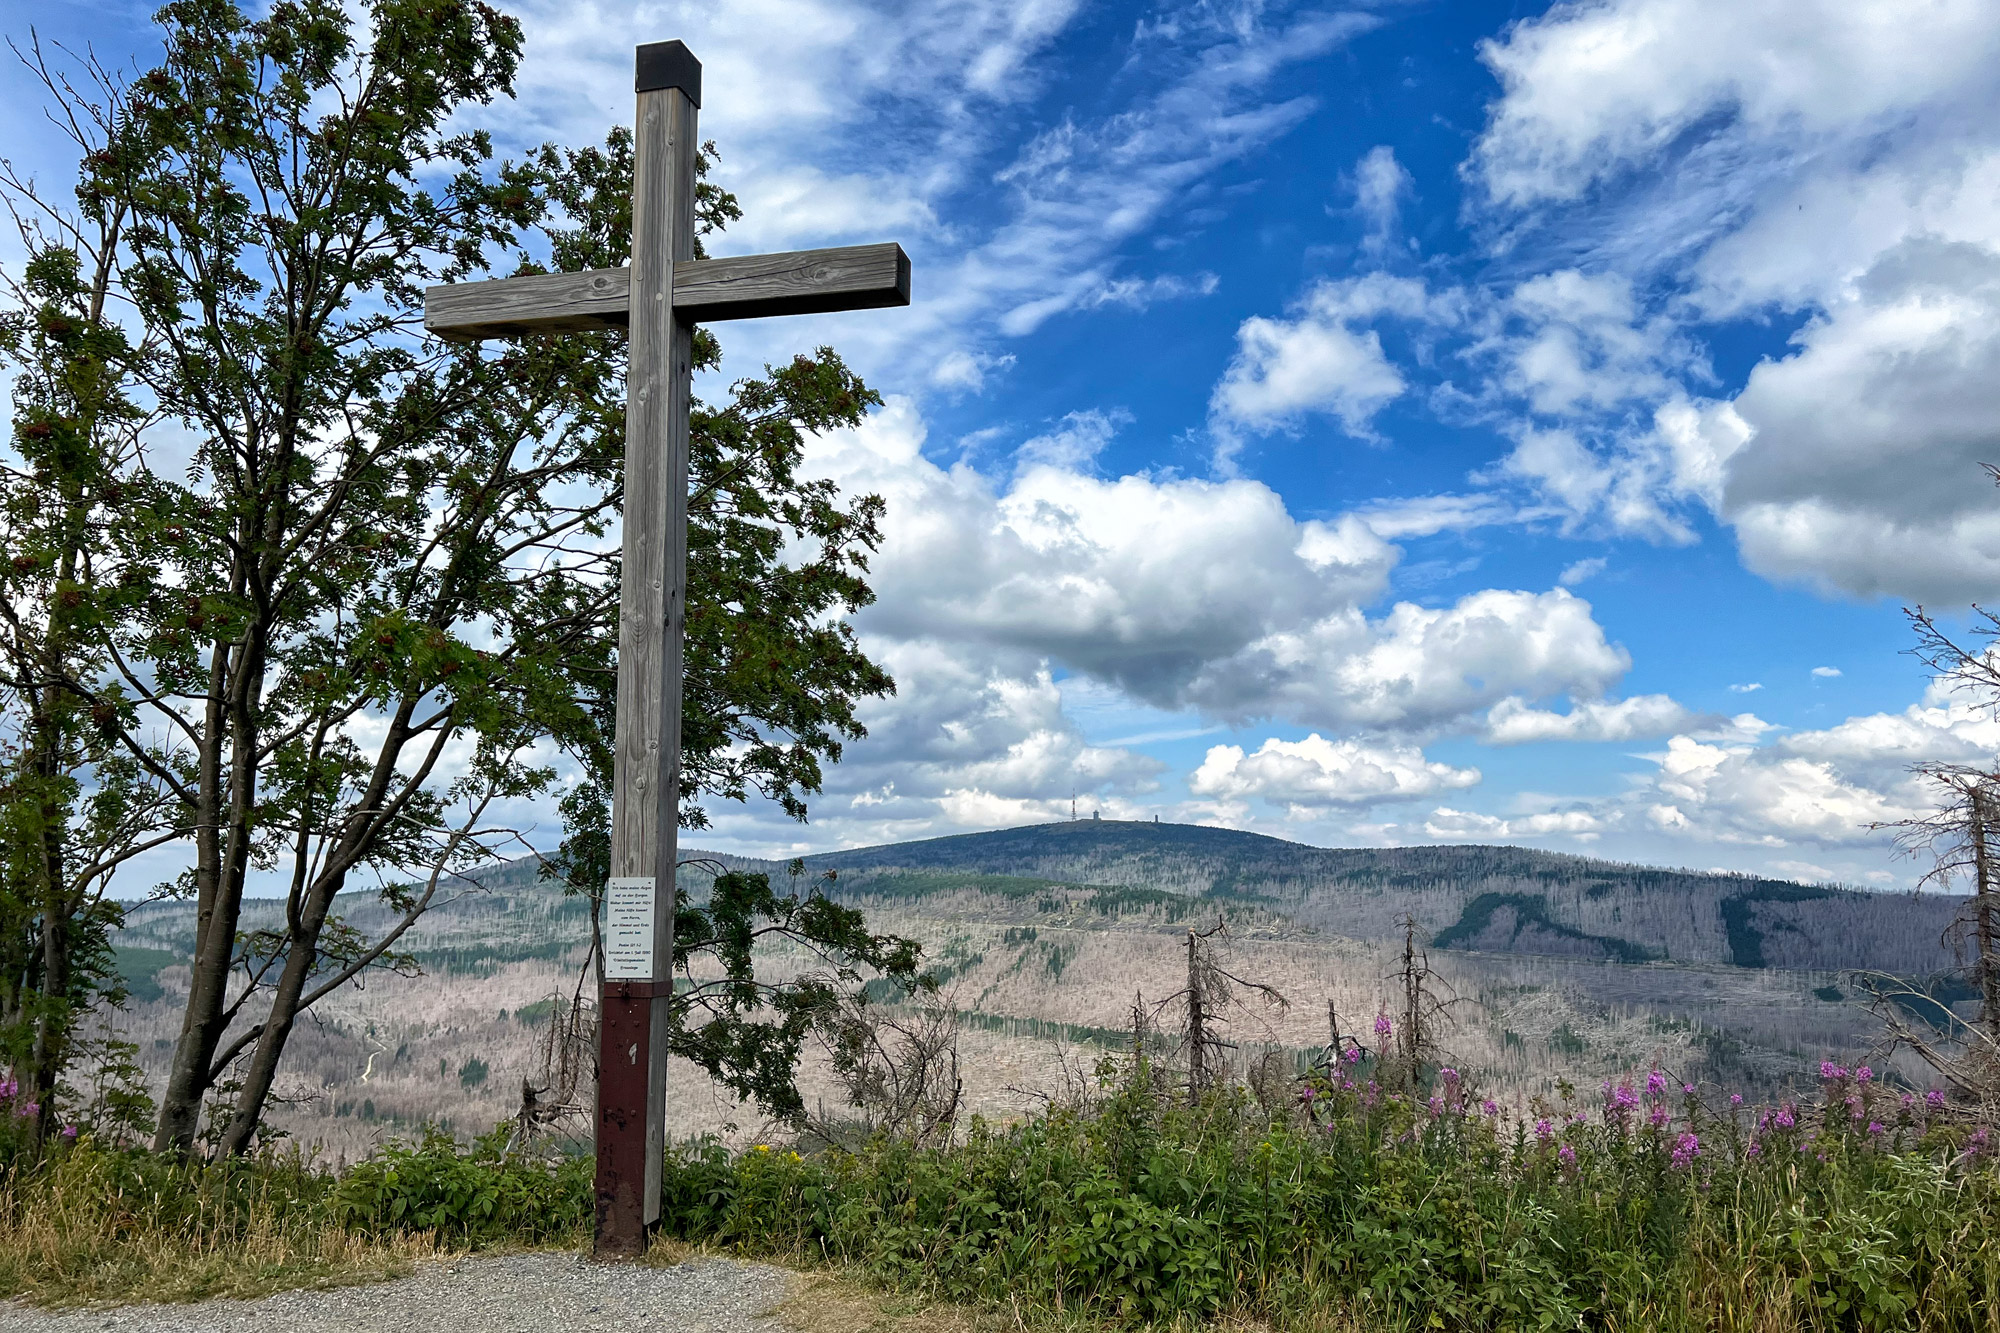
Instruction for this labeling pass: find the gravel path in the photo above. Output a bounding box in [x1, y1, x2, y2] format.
[0, 1251, 798, 1333]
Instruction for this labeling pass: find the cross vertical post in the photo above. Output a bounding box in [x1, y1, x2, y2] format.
[418, 35, 909, 1265]
[595, 38, 701, 1259]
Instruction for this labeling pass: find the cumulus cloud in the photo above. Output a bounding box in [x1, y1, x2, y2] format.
[1211, 275, 1460, 439]
[1182, 588, 1633, 732]
[806, 401, 1649, 745]
[1190, 734, 1479, 809]
[1700, 241, 2000, 601]
[1423, 806, 1605, 842]
[1460, 0, 2000, 602]
[1470, 0, 2000, 212]
[1481, 694, 1706, 744]
[1428, 690, 2000, 855]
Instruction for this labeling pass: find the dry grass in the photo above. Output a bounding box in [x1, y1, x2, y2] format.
[0, 1151, 460, 1309]
[777, 1269, 1016, 1333]
[773, 1268, 1390, 1333]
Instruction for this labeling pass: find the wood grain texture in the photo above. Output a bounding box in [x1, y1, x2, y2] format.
[596, 79, 699, 1239]
[671, 243, 911, 320]
[422, 243, 910, 340]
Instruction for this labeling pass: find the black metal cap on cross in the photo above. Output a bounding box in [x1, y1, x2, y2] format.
[419, 41, 910, 1260]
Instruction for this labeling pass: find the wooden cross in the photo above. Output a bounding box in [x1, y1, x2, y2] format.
[422, 40, 909, 1258]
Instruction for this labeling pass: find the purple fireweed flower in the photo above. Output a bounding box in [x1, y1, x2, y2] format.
[1971, 1127, 1991, 1156]
[1927, 1089, 1947, 1108]
[1535, 1118, 1555, 1144]
[1855, 1065, 1873, 1084]
[16, 1101, 37, 1118]
[1682, 1083, 1696, 1096]
[1867, 1121, 1885, 1136]
[0, 1079, 15, 1100]
[1374, 1013, 1392, 1037]
[1343, 1046, 1363, 1065]
[1649, 1104, 1670, 1127]
[59, 1125, 76, 1140]
[1820, 1061, 1847, 1082]
[1427, 1096, 1444, 1117]
[1774, 1106, 1797, 1130]
[1730, 1094, 1743, 1106]
[1298, 1085, 1319, 1105]
[1901, 1093, 1915, 1109]
[1557, 1143, 1577, 1170]
[1647, 1070, 1668, 1097]
[1671, 1132, 1700, 1169]
[1440, 1067, 1461, 1084]
[1481, 1099, 1498, 1117]
[1747, 1139, 1763, 1157]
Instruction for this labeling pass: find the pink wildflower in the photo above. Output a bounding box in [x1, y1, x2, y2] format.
[1670, 1131, 1700, 1169]
[1534, 1118, 1554, 1144]
[58, 1125, 76, 1140]
[1374, 1013, 1392, 1037]
[1481, 1099, 1498, 1117]
[1927, 1089, 1947, 1108]
[1867, 1121, 1885, 1137]
[1646, 1070, 1668, 1097]
[1729, 1094, 1743, 1106]
[1557, 1143, 1577, 1171]
[1649, 1103, 1669, 1127]
[1855, 1066, 1873, 1084]
[1343, 1046, 1362, 1065]
[16, 1101, 37, 1118]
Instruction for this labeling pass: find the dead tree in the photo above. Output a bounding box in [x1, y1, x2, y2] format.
[1385, 915, 1466, 1091]
[806, 994, 963, 1149]
[1161, 918, 1287, 1106]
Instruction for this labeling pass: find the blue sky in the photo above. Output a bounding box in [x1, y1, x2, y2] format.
[9, 0, 2000, 888]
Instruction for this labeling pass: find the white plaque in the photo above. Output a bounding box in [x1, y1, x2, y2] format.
[604, 877, 657, 979]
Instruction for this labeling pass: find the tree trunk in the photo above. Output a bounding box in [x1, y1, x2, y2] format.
[214, 873, 340, 1156]
[1185, 929, 1205, 1105]
[1972, 787, 2000, 1043]
[154, 622, 263, 1154]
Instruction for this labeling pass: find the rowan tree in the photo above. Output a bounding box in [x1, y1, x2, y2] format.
[1, 0, 902, 1154]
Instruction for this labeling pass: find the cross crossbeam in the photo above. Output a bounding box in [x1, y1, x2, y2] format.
[419, 38, 909, 1260]
[423, 242, 911, 340]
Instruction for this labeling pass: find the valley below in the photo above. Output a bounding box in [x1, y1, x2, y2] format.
[100, 820, 1968, 1158]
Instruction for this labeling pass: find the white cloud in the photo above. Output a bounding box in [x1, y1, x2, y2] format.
[808, 401, 1646, 741]
[1423, 806, 1605, 842]
[1013, 409, 1129, 475]
[1729, 682, 1763, 693]
[1470, 0, 2000, 212]
[1812, 666, 1843, 679]
[1190, 734, 1479, 809]
[1482, 693, 1703, 744]
[1706, 240, 2000, 601]
[1352, 145, 1414, 257]
[1182, 587, 1633, 732]
[1557, 556, 1606, 586]
[1211, 275, 1463, 442]
[1476, 693, 2000, 853]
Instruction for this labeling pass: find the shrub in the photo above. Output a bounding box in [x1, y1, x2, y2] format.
[658, 1063, 2000, 1331]
[332, 1127, 589, 1245]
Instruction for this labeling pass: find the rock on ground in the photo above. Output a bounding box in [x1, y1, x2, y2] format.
[0, 1252, 796, 1333]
